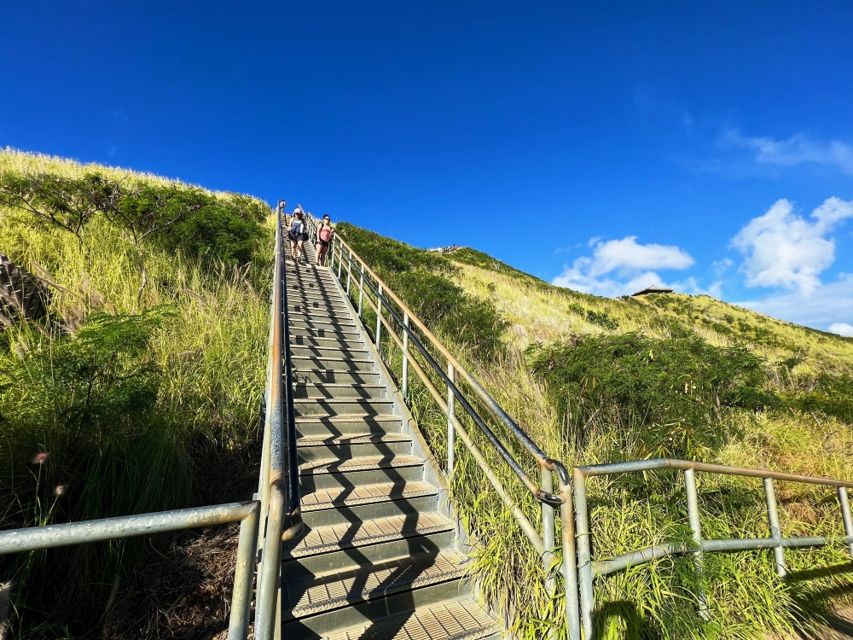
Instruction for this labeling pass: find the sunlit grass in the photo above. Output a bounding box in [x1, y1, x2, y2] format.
[337, 229, 853, 639]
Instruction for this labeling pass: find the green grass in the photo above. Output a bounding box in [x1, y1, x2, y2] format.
[0, 150, 270, 636]
[336, 224, 853, 640]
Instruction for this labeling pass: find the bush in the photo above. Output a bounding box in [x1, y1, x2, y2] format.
[528, 332, 777, 459]
[0, 309, 194, 632]
[787, 373, 853, 423]
[336, 223, 507, 362]
[396, 270, 507, 361]
[0, 171, 267, 265]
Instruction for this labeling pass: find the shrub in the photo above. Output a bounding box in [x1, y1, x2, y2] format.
[528, 332, 777, 459]
[0, 171, 267, 265]
[336, 222, 507, 362]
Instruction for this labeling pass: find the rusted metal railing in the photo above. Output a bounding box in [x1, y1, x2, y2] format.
[254, 209, 302, 639]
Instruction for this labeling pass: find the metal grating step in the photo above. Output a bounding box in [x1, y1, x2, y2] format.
[293, 383, 386, 399]
[283, 550, 469, 619]
[325, 597, 499, 640]
[297, 434, 412, 447]
[301, 481, 438, 513]
[299, 454, 423, 475]
[288, 511, 453, 557]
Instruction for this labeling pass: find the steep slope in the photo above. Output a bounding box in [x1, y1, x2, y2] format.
[336, 223, 852, 640]
[0, 149, 269, 637]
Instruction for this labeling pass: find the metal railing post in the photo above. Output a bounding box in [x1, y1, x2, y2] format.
[684, 468, 709, 619]
[375, 283, 383, 345]
[357, 264, 365, 317]
[559, 474, 582, 640]
[227, 502, 260, 639]
[839, 487, 853, 560]
[447, 362, 456, 476]
[402, 313, 410, 399]
[541, 468, 556, 597]
[337, 243, 343, 279]
[573, 471, 594, 639]
[764, 478, 787, 577]
[346, 248, 353, 296]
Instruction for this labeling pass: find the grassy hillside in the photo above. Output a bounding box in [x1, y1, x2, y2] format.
[336, 223, 852, 640]
[0, 150, 270, 637]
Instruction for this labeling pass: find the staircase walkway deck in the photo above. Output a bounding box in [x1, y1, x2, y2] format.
[281, 238, 500, 639]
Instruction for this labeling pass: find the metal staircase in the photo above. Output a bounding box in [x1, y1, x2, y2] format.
[280, 238, 500, 639]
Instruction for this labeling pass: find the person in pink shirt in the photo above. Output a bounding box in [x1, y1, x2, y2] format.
[315, 214, 335, 266]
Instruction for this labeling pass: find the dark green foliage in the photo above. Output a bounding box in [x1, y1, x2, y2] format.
[566, 302, 619, 330]
[787, 373, 853, 423]
[0, 308, 189, 525]
[336, 223, 450, 274]
[0, 171, 267, 264]
[528, 332, 777, 459]
[337, 222, 507, 361]
[0, 309, 193, 633]
[0, 171, 119, 240]
[396, 271, 507, 361]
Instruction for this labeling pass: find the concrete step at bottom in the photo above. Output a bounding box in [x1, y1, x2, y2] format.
[323, 596, 500, 640]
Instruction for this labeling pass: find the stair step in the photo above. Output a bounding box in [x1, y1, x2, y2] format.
[291, 334, 364, 349]
[299, 454, 423, 475]
[295, 413, 401, 438]
[291, 344, 369, 359]
[293, 356, 375, 372]
[294, 369, 381, 385]
[289, 316, 357, 330]
[283, 550, 469, 620]
[325, 596, 499, 640]
[289, 307, 353, 321]
[290, 299, 349, 311]
[301, 480, 438, 512]
[293, 383, 386, 400]
[290, 325, 362, 340]
[297, 436, 411, 462]
[293, 398, 395, 416]
[288, 511, 453, 558]
[299, 458, 424, 490]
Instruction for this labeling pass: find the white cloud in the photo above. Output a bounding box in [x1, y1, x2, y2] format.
[552, 236, 694, 296]
[737, 274, 853, 332]
[724, 129, 853, 175]
[731, 197, 853, 295]
[829, 322, 853, 337]
[586, 236, 694, 276]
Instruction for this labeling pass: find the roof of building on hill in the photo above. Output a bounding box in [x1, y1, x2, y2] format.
[631, 286, 674, 297]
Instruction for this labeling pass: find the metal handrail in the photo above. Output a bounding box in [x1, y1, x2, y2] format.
[573, 458, 853, 638]
[254, 210, 302, 640]
[308, 215, 580, 639]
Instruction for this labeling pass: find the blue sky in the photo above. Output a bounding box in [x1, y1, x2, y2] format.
[1, 1, 852, 333]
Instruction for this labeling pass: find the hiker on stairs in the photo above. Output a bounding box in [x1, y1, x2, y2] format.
[315, 214, 335, 266]
[288, 207, 309, 264]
